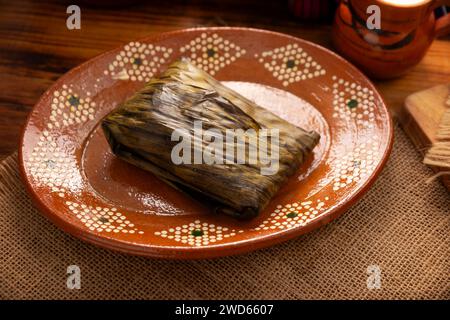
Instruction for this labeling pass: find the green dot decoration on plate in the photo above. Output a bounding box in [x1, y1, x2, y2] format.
[68, 95, 80, 107]
[98, 216, 109, 223]
[133, 57, 142, 66]
[347, 99, 358, 109]
[286, 212, 298, 218]
[191, 229, 204, 237]
[45, 159, 56, 169]
[286, 59, 296, 69]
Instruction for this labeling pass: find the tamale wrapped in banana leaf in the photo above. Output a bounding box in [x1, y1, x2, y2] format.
[102, 60, 320, 219]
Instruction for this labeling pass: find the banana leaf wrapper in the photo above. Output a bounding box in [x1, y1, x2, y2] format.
[102, 60, 320, 219]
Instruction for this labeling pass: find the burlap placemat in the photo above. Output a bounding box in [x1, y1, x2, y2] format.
[0, 125, 448, 300]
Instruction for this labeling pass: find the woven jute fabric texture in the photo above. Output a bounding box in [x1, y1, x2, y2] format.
[0, 125, 449, 300]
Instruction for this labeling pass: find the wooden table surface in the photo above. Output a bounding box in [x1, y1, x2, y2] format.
[1, 0, 449, 159]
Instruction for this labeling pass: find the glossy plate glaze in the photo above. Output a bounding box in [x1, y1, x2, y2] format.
[19, 28, 393, 259]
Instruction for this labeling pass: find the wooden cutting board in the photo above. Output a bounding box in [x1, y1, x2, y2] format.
[400, 84, 450, 190]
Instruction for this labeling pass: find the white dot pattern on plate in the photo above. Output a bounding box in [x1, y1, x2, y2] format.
[27, 133, 80, 196]
[253, 198, 329, 231]
[50, 85, 96, 128]
[66, 201, 144, 234]
[25, 85, 145, 235]
[154, 220, 243, 247]
[179, 33, 246, 75]
[331, 140, 380, 191]
[105, 41, 173, 82]
[331, 76, 376, 129]
[255, 43, 326, 87]
[26, 85, 95, 195]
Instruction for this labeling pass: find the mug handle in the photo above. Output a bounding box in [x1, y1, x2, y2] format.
[433, 1, 450, 37]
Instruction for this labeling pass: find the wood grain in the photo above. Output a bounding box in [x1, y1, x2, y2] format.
[0, 0, 449, 159]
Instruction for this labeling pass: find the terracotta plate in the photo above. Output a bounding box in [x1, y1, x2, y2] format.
[19, 28, 393, 259]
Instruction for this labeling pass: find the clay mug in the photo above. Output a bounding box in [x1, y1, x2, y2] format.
[332, 0, 450, 79]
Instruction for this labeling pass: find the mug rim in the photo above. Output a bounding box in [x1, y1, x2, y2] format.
[377, 0, 433, 8]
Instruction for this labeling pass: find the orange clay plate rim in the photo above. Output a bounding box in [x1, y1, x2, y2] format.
[19, 27, 394, 259]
